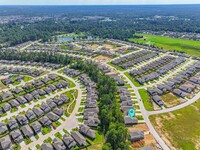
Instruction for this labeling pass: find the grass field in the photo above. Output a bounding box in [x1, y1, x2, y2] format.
[138, 89, 154, 111]
[149, 99, 200, 150]
[161, 93, 185, 108]
[129, 34, 200, 56]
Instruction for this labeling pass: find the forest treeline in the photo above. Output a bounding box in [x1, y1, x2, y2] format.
[1, 5, 200, 46]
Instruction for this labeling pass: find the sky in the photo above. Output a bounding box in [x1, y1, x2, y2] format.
[0, 0, 200, 5]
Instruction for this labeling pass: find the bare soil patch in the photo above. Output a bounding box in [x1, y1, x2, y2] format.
[94, 55, 112, 62]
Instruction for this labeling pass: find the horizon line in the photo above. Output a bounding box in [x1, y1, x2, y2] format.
[0, 4, 200, 6]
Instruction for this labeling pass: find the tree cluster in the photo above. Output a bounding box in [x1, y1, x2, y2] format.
[0, 49, 72, 65]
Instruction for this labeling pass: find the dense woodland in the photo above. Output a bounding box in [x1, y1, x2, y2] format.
[0, 5, 200, 46]
[0, 49, 72, 65]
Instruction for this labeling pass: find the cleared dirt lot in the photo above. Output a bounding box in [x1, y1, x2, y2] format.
[94, 55, 112, 62]
[128, 124, 157, 149]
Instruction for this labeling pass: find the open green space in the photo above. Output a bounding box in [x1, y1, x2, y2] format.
[150, 99, 200, 150]
[138, 89, 154, 111]
[107, 62, 124, 71]
[129, 34, 200, 56]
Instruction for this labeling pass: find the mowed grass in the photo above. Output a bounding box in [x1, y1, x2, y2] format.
[129, 34, 200, 56]
[138, 89, 154, 111]
[106, 62, 124, 71]
[149, 99, 200, 150]
[124, 72, 142, 87]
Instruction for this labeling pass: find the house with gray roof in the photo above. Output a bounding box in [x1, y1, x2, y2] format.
[44, 87, 52, 94]
[33, 80, 44, 87]
[37, 89, 46, 96]
[53, 98, 63, 106]
[39, 116, 52, 126]
[1, 92, 12, 100]
[53, 108, 63, 116]
[33, 107, 44, 117]
[8, 118, 18, 130]
[0, 123, 8, 134]
[48, 74, 59, 81]
[9, 99, 20, 108]
[129, 130, 144, 142]
[16, 96, 27, 104]
[63, 134, 76, 149]
[10, 129, 24, 143]
[21, 125, 34, 138]
[60, 80, 68, 88]
[124, 116, 138, 126]
[40, 103, 51, 113]
[79, 124, 96, 139]
[26, 110, 37, 121]
[59, 94, 69, 103]
[41, 143, 54, 150]
[46, 112, 59, 122]
[52, 138, 66, 150]
[31, 121, 42, 134]
[16, 114, 28, 125]
[55, 82, 62, 89]
[24, 93, 34, 102]
[84, 117, 100, 127]
[46, 99, 57, 109]
[12, 88, 24, 94]
[31, 90, 40, 99]
[42, 77, 51, 84]
[2, 103, 11, 112]
[0, 135, 11, 150]
[152, 95, 164, 107]
[71, 131, 86, 146]
[48, 84, 56, 91]
[173, 89, 186, 98]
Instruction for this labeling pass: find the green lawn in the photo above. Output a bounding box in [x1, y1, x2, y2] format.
[138, 89, 154, 111]
[24, 138, 32, 145]
[23, 76, 33, 82]
[54, 132, 63, 140]
[107, 62, 124, 71]
[0, 82, 6, 90]
[44, 137, 53, 143]
[52, 121, 61, 127]
[42, 127, 52, 135]
[129, 34, 200, 56]
[149, 99, 200, 150]
[124, 72, 142, 87]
